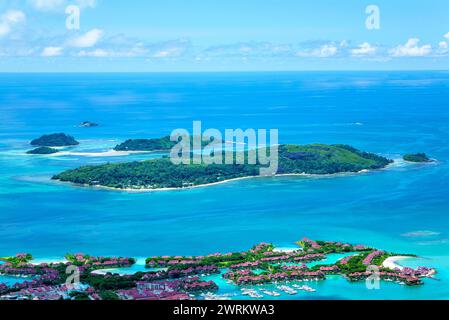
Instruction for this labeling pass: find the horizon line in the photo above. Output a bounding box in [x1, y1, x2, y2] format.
[0, 69, 449, 74]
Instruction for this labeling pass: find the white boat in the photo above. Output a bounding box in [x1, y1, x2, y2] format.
[276, 285, 297, 295]
[261, 290, 281, 297]
[301, 285, 316, 292]
[201, 292, 232, 300]
[248, 292, 264, 299]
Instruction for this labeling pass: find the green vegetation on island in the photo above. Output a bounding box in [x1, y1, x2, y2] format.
[52, 143, 393, 190]
[0, 253, 33, 267]
[114, 136, 177, 152]
[0, 239, 436, 300]
[403, 153, 432, 163]
[113, 136, 221, 152]
[31, 133, 79, 147]
[26, 147, 60, 155]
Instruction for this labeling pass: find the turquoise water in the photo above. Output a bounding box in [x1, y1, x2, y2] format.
[0, 261, 32, 286]
[90, 258, 164, 275]
[0, 275, 30, 286]
[1, 72, 449, 299]
[305, 252, 354, 268]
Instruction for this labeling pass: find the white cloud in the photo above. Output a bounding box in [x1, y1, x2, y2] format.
[297, 44, 338, 58]
[444, 32, 449, 40]
[318, 44, 338, 57]
[150, 40, 190, 58]
[75, 0, 97, 8]
[339, 40, 349, 48]
[201, 42, 293, 59]
[153, 47, 184, 58]
[78, 48, 109, 57]
[29, 0, 64, 11]
[41, 46, 63, 56]
[67, 28, 103, 48]
[437, 41, 449, 55]
[351, 42, 377, 56]
[0, 10, 26, 37]
[389, 38, 431, 57]
[77, 43, 149, 58]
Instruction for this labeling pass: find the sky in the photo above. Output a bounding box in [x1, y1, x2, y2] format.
[0, 0, 448, 72]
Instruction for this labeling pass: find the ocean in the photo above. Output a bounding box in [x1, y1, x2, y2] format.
[1, 71, 449, 299]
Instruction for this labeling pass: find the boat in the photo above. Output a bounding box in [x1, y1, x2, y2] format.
[241, 288, 263, 298]
[261, 290, 281, 297]
[200, 292, 232, 300]
[276, 285, 297, 295]
[301, 285, 316, 292]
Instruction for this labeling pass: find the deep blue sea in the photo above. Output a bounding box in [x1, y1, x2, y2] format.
[1, 71, 449, 299]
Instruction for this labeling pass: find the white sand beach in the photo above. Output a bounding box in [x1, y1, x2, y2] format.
[52, 150, 155, 157]
[273, 247, 302, 253]
[61, 166, 385, 193]
[31, 258, 68, 265]
[382, 256, 410, 271]
[72, 173, 314, 193]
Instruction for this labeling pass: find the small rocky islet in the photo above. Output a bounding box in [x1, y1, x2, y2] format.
[79, 121, 99, 128]
[26, 133, 79, 155]
[26, 147, 60, 155]
[30, 133, 79, 147]
[403, 153, 433, 163]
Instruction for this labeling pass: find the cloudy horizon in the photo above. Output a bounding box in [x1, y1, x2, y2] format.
[0, 0, 449, 72]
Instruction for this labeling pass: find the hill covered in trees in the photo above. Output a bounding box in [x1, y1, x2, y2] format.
[53, 144, 392, 190]
[31, 133, 79, 147]
[114, 136, 176, 152]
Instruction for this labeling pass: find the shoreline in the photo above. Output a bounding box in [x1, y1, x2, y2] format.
[56, 161, 398, 193]
[382, 256, 437, 277]
[382, 256, 411, 271]
[58, 171, 370, 193]
[28, 149, 161, 158]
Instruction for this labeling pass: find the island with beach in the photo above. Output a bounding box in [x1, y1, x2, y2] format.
[52, 143, 393, 190]
[0, 237, 436, 300]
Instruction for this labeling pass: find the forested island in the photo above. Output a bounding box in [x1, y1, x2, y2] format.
[27, 147, 60, 155]
[403, 153, 432, 163]
[113, 136, 220, 152]
[31, 133, 79, 147]
[114, 136, 176, 152]
[53, 144, 392, 190]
